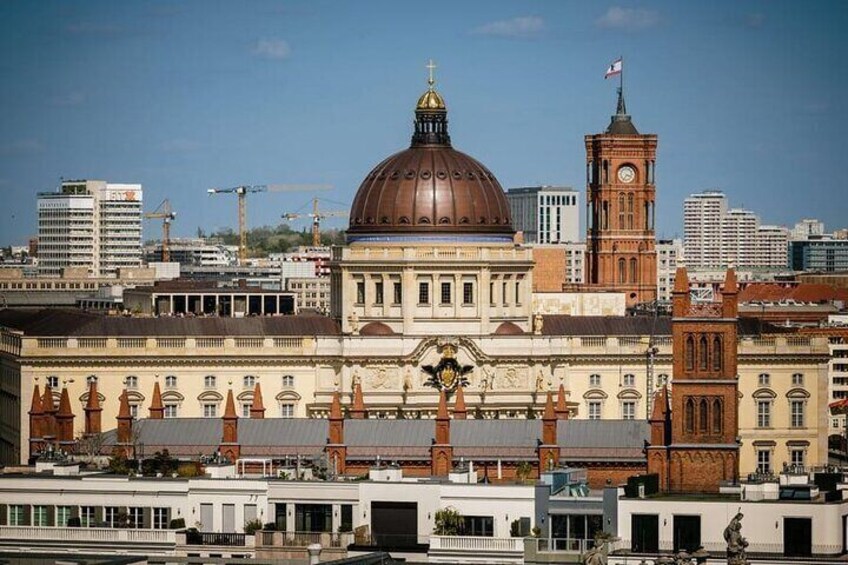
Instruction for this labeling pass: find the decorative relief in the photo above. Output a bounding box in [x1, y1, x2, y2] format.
[366, 367, 397, 390]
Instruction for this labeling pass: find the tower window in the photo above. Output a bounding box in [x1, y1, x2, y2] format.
[618, 258, 626, 284]
[699, 398, 709, 433]
[627, 193, 634, 230]
[685, 398, 695, 433]
[712, 336, 723, 372]
[629, 257, 637, 284]
[618, 193, 625, 229]
[699, 335, 709, 371]
[712, 399, 722, 434]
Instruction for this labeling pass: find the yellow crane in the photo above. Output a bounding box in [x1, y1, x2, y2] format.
[207, 184, 332, 263]
[282, 197, 349, 247]
[143, 199, 176, 262]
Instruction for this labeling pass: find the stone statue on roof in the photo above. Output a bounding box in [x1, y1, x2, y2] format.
[723, 511, 749, 565]
[582, 536, 608, 565]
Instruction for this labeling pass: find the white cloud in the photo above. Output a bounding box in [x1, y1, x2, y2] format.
[596, 7, 659, 30]
[252, 38, 291, 60]
[472, 16, 544, 39]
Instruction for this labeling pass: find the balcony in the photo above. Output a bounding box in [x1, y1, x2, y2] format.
[0, 526, 176, 553]
[257, 530, 353, 549]
[429, 535, 524, 564]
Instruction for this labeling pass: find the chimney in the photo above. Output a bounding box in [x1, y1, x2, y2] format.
[646, 385, 672, 491]
[350, 382, 367, 419]
[84, 379, 102, 436]
[220, 389, 240, 461]
[116, 389, 134, 457]
[431, 389, 453, 476]
[250, 382, 266, 419]
[672, 267, 690, 318]
[555, 384, 569, 420]
[148, 381, 164, 420]
[41, 385, 57, 445]
[28, 384, 43, 455]
[722, 268, 738, 318]
[326, 390, 346, 475]
[55, 386, 75, 446]
[453, 386, 467, 420]
[538, 392, 561, 473]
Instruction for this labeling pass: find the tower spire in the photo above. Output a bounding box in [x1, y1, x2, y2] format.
[413, 59, 450, 146]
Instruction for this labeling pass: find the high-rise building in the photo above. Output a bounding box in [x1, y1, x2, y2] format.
[38, 180, 142, 277]
[683, 191, 788, 269]
[656, 239, 684, 302]
[792, 219, 826, 240]
[791, 238, 848, 272]
[506, 186, 580, 244]
[585, 90, 658, 307]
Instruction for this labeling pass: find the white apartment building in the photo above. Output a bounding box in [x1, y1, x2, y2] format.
[38, 180, 143, 277]
[506, 186, 579, 244]
[656, 239, 683, 302]
[684, 190, 788, 269]
[792, 219, 826, 240]
[145, 239, 237, 267]
[562, 241, 585, 285]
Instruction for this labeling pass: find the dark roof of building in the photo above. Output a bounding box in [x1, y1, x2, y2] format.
[0, 308, 341, 336]
[541, 315, 671, 336]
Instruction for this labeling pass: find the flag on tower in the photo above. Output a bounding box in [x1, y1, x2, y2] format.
[604, 58, 622, 79]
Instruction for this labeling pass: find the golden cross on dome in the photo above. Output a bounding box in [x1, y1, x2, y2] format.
[426, 59, 437, 88]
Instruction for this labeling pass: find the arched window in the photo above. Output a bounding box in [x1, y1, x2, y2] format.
[629, 257, 637, 283]
[699, 398, 709, 433]
[712, 335, 722, 372]
[699, 335, 709, 370]
[712, 399, 723, 434]
[618, 258, 626, 283]
[627, 194, 634, 229]
[685, 335, 695, 371]
[618, 193, 625, 229]
[685, 398, 695, 434]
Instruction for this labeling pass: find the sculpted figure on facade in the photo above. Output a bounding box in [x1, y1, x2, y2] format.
[723, 512, 749, 565]
[582, 536, 608, 565]
[533, 312, 544, 335]
[501, 367, 520, 388]
[348, 311, 359, 335]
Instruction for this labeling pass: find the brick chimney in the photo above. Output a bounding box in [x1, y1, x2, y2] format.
[148, 381, 164, 419]
[722, 268, 738, 318]
[220, 389, 240, 461]
[538, 392, 561, 473]
[326, 390, 346, 475]
[453, 386, 467, 420]
[431, 390, 453, 476]
[646, 385, 672, 490]
[84, 379, 102, 436]
[250, 382, 266, 419]
[55, 386, 75, 447]
[671, 266, 690, 318]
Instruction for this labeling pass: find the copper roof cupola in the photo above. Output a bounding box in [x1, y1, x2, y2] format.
[347, 60, 514, 243]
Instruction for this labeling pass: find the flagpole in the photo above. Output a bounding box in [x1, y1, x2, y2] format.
[619, 55, 624, 102]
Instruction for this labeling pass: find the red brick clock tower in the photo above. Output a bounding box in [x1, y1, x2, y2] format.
[585, 90, 657, 307]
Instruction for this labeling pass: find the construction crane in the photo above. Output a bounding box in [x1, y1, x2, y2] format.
[207, 184, 332, 263]
[282, 197, 349, 247]
[143, 199, 176, 262]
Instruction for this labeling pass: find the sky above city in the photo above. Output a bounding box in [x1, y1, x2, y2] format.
[1, 0, 846, 245]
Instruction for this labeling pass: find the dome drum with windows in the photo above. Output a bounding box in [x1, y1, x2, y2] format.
[348, 62, 514, 243]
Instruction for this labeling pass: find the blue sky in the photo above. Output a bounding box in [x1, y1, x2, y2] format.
[1, 1, 846, 244]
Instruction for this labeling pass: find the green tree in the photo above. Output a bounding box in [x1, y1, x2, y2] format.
[433, 507, 463, 535]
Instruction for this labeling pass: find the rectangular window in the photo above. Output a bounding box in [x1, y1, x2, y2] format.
[9, 505, 25, 526]
[790, 449, 805, 467]
[204, 375, 216, 388]
[393, 282, 402, 304]
[758, 373, 770, 386]
[502, 282, 508, 305]
[589, 374, 601, 387]
[756, 401, 771, 428]
[790, 400, 805, 428]
[489, 282, 495, 305]
[792, 373, 804, 386]
[588, 401, 602, 420]
[440, 282, 452, 304]
[463, 282, 474, 305]
[242, 403, 252, 418]
[282, 375, 295, 388]
[623, 374, 635, 387]
[57, 506, 72, 528]
[128, 507, 143, 528]
[462, 516, 494, 537]
[757, 449, 772, 474]
[105, 506, 119, 528]
[80, 506, 95, 528]
[515, 281, 521, 304]
[164, 404, 177, 418]
[203, 403, 218, 418]
[356, 281, 365, 304]
[418, 282, 430, 304]
[153, 508, 169, 529]
[375, 281, 384, 305]
[129, 404, 139, 419]
[622, 401, 636, 420]
[281, 403, 295, 418]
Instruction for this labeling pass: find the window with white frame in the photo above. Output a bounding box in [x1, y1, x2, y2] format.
[243, 375, 256, 389]
[46, 375, 59, 389]
[153, 508, 169, 529]
[790, 400, 805, 428]
[588, 401, 602, 420]
[32, 505, 48, 526]
[242, 402, 252, 418]
[56, 506, 72, 528]
[623, 374, 635, 387]
[758, 373, 770, 386]
[9, 505, 25, 526]
[125, 375, 138, 389]
[80, 506, 95, 527]
[128, 507, 143, 528]
[280, 403, 295, 418]
[203, 403, 218, 418]
[164, 404, 178, 418]
[282, 375, 295, 388]
[756, 449, 772, 474]
[165, 375, 177, 388]
[792, 373, 804, 386]
[589, 374, 602, 387]
[204, 375, 217, 389]
[756, 400, 771, 428]
[790, 448, 805, 467]
[622, 401, 636, 420]
[105, 506, 119, 527]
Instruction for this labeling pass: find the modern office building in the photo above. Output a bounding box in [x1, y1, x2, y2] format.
[684, 191, 788, 269]
[791, 237, 848, 272]
[38, 180, 143, 277]
[145, 238, 237, 267]
[506, 186, 579, 244]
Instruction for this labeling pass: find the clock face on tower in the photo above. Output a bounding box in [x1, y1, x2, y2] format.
[617, 165, 636, 184]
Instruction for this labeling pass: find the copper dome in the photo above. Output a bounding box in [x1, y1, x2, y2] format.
[348, 80, 514, 242]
